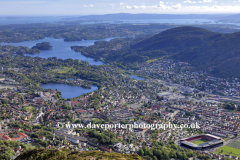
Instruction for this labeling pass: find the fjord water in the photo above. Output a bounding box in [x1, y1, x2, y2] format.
[40, 84, 98, 99]
[0, 37, 118, 65]
[0, 16, 235, 25]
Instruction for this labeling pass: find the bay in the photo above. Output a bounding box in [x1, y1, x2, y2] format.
[0, 37, 118, 65]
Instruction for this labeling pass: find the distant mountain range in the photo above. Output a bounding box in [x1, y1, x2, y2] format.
[76, 13, 240, 26]
[219, 14, 240, 22]
[107, 26, 240, 78]
[77, 13, 223, 20]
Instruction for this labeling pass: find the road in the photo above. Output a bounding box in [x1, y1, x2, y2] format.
[224, 135, 240, 146]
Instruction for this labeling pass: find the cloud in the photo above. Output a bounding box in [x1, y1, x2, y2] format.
[183, 4, 240, 12]
[125, 5, 132, 9]
[172, 3, 182, 9]
[159, 1, 171, 9]
[131, 5, 148, 9]
[122, 1, 240, 13]
[184, 0, 215, 3]
[83, 4, 94, 7]
[183, 0, 197, 3]
[151, 1, 171, 9]
[183, 0, 190, 3]
[124, 1, 181, 10]
[203, 0, 212, 2]
[198, 0, 217, 3]
[132, 5, 139, 9]
[140, 5, 147, 9]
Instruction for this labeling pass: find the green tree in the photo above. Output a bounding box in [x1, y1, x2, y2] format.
[138, 149, 144, 156]
[1, 98, 8, 105]
[182, 153, 188, 160]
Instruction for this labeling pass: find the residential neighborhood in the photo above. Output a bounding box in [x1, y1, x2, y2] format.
[1, 56, 240, 160]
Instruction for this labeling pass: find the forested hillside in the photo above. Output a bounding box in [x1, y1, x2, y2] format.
[15, 149, 143, 160]
[106, 26, 240, 78]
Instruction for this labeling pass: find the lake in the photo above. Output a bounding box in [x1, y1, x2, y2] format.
[0, 37, 118, 65]
[40, 83, 98, 99]
[129, 75, 145, 80]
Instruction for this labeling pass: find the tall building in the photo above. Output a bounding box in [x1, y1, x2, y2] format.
[39, 91, 43, 97]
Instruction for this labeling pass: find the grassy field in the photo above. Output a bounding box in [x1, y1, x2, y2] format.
[22, 106, 38, 119]
[54, 67, 77, 74]
[223, 138, 231, 142]
[25, 143, 43, 150]
[191, 139, 209, 145]
[23, 106, 36, 113]
[146, 58, 159, 63]
[214, 146, 240, 157]
[227, 139, 240, 149]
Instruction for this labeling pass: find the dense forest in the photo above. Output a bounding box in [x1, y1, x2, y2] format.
[31, 42, 53, 50]
[0, 45, 41, 55]
[130, 26, 240, 79]
[78, 26, 240, 78]
[15, 149, 143, 160]
[0, 140, 26, 160]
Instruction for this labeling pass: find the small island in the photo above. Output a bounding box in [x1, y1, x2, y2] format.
[31, 42, 53, 50]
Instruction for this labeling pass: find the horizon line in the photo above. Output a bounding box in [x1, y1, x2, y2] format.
[0, 12, 239, 17]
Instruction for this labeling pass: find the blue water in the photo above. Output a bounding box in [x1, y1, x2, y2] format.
[114, 19, 217, 24]
[40, 83, 98, 99]
[1, 16, 236, 25]
[80, 19, 217, 25]
[129, 75, 145, 80]
[0, 16, 77, 25]
[0, 37, 118, 65]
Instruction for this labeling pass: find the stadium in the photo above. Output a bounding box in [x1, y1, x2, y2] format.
[180, 134, 224, 150]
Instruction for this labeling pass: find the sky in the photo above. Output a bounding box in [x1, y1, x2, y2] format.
[0, 0, 240, 16]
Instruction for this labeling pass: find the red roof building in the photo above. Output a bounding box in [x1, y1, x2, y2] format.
[2, 135, 11, 140]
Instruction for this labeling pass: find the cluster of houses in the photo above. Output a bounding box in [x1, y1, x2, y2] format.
[2, 57, 240, 160]
[135, 59, 240, 98]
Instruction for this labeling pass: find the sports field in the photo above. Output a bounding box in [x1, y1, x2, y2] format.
[191, 139, 210, 145]
[214, 146, 240, 157]
[25, 143, 43, 150]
